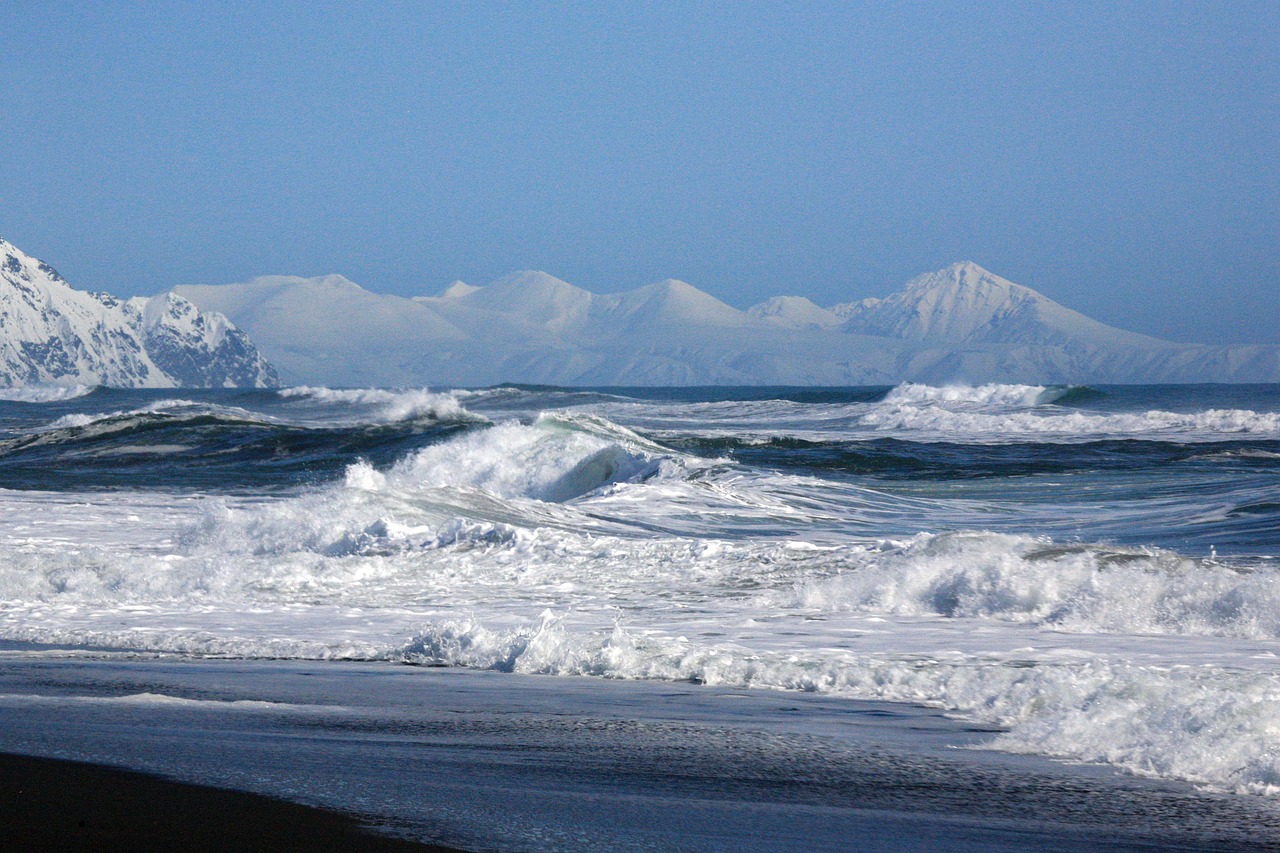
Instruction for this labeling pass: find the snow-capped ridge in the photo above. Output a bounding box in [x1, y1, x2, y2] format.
[175, 260, 1280, 386]
[595, 279, 748, 329]
[748, 295, 843, 329]
[438, 280, 480, 299]
[0, 238, 277, 388]
[839, 261, 1161, 348]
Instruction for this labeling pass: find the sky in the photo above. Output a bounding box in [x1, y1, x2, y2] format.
[2, 1, 1277, 345]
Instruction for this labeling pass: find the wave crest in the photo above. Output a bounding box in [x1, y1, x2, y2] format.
[0, 384, 98, 403]
[187, 414, 687, 557]
[883, 382, 1057, 407]
[279, 386, 485, 424]
[782, 531, 1280, 638]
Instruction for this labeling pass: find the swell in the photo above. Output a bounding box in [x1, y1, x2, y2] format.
[664, 435, 1280, 479]
[0, 411, 483, 493]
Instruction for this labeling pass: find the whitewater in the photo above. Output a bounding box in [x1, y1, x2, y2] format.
[2, 382, 1280, 848]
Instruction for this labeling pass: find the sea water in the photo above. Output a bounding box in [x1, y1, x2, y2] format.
[1, 382, 1278, 797]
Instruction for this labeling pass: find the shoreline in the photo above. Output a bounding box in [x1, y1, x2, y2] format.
[0, 751, 465, 852]
[3, 655, 1280, 851]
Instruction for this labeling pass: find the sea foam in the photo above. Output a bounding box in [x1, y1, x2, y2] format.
[278, 386, 485, 424]
[781, 531, 1280, 639]
[0, 384, 97, 403]
[397, 613, 1280, 795]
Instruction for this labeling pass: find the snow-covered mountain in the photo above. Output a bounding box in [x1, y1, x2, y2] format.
[833, 262, 1159, 348]
[748, 296, 844, 329]
[174, 261, 1280, 387]
[177, 273, 465, 387]
[0, 238, 278, 388]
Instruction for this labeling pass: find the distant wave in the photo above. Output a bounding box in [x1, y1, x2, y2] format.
[575, 384, 1277, 444]
[37, 399, 275, 434]
[882, 382, 1100, 407]
[859, 385, 1280, 442]
[0, 384, 98, 403]
[279, 386, 487, 425]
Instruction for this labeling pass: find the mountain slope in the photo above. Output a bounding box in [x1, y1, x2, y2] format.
[748, 296, 843, 329]
[175, 274, 467, 386]
[834, 262, 1161, 348]
[0, 238, 277, 388]
[173, 262, 1280, 386]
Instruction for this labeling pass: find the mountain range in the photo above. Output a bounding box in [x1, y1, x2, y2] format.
[175, 262, 1279, 387]
[3, 232, 1273, 389]
[0, 238, 277, 388]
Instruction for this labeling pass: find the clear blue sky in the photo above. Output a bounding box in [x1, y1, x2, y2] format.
[3, 1, 1277, 344]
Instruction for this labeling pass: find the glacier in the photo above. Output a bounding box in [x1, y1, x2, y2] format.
[173, 260, 1279, 387]
[0, 238, 278, 389]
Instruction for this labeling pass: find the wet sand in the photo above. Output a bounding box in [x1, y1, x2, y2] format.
[0, 752, 464, 852]
[3, 655, 1280, 852]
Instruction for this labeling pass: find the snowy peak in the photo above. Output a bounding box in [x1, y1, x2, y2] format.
[748, 295, 842, 329]
[839, 261, 1157, 347]
[597, 279, 748, 328]
[0, 238, 278, 388]
[438, 280, 479, 299]
[174, 260, 1280, 386]
[844, 262, 1036, 342]
[1, 236, 69, 290]
[466, 270, 589, 305]
[457, 270, 594, 331]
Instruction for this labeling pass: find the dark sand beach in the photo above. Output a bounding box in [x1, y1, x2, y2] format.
[3, 656, 1280, 852]
[0, 752, 462, 852]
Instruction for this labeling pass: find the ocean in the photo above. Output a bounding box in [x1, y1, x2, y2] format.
[2, 382, 1280, 849]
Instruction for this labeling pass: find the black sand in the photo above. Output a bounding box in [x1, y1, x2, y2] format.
[0, 752, 465, 853]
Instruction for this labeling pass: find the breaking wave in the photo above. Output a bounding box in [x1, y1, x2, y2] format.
[186, 412, 694, 556]
[881, 382, 1090, 407]
[278, 386, 486, 425]
[397, 613, 1280, 795]
[781, 531, 1280, 639]
[0, 384, 98, 403]
[858, 385, 1280, 442]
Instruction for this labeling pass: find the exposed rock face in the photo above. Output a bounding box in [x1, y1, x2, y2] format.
[0, 238, 278, 388]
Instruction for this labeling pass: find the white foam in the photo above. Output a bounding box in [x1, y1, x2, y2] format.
[0, 384, 97, 403]
[396, 613, 1280, 795]
[778, 531, 1280, 639]
[40, 399, 264, 432]
[278, 386, 485, 424]
[882, 382, 1056, 407]
[571, 384, 1280, 444]
[857, 402, 1280, 442]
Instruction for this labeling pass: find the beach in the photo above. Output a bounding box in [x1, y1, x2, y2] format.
[0, 751, 458, 852]
[2, 653, 1279, 852]
[1, 383, 1279, 850]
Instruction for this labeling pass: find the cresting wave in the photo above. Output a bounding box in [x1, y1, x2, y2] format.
[40, 398, 276, 432]
[0, 392, 492, 492]
[880, 382, 1087, 407]
[580, 382, 1280, 444]
[277, 386, 486, 425]
[2, 383, 1280, 799]
[185, 412, 692, 556]
[0, 384, 97, 403]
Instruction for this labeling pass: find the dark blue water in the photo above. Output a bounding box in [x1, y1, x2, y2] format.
[1, 383, 1277, 556]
